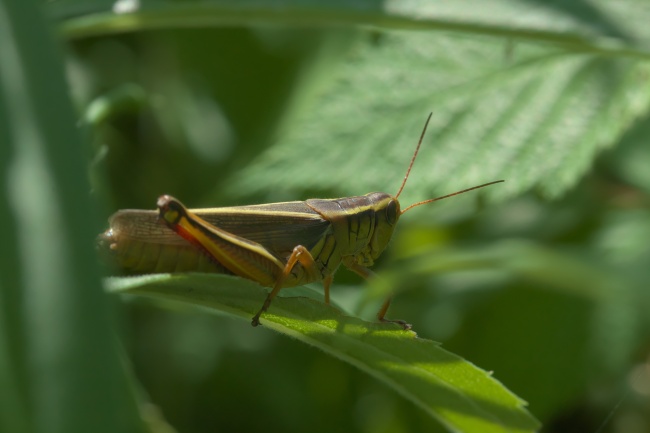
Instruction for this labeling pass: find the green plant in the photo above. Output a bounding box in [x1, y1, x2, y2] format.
[3, 1, 650, 432]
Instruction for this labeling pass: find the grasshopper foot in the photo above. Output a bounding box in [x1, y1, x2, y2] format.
[380, 318, 412, 331]
[251, 314, 262, 327]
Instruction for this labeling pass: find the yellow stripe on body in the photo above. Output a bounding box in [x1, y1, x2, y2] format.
[176, 212, 285, 287]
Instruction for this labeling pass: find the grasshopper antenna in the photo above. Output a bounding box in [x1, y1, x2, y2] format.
[401, 180, 505, 214]
[394, 113, 503, 212]
[395, 112, 433, 199]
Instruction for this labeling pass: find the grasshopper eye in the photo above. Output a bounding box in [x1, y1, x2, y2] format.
[386, 199, 398, 225]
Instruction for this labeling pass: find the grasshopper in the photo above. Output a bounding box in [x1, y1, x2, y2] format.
[99, 114, 502, 329]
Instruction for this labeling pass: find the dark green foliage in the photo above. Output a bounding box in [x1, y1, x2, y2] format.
[2, 1, 650, 432]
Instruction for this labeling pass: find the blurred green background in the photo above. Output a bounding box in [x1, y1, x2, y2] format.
[3, 1, 650, 432]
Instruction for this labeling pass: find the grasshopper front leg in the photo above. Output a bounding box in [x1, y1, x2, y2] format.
[157, 196, 325, 326]
[345, 262, 412, 330]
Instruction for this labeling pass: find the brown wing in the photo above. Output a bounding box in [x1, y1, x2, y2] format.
[98, 201, 331, 274]
[195, 201, 331, 257]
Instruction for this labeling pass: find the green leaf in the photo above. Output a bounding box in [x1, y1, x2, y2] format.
[51, 1, 650, 203]
[231, 32, 650, 203]
[51, 0, 650, 53]
[108, 273, 540, 433]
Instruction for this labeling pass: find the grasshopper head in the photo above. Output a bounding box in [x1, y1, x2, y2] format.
[353, 114, 504, 269]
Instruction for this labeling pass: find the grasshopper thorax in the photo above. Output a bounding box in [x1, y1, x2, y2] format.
[363, 192, 401, 263]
